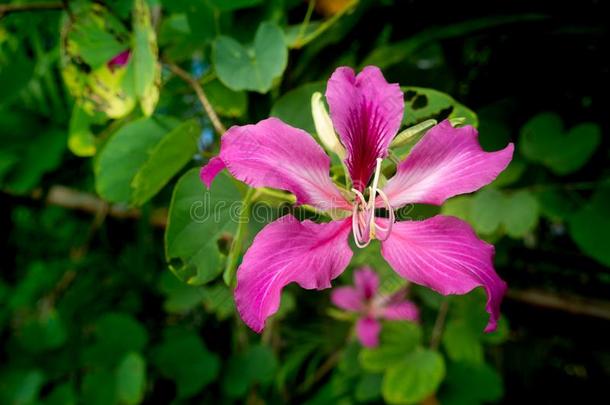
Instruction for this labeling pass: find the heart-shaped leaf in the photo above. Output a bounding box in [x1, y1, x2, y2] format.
[520, 112, 601, 175]
[213, 22, 287, 93]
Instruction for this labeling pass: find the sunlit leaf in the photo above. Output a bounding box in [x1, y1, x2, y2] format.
[115, 352, 146, 405]
[382, 349, 445, 405]
[402, 87, 478, 127]
[213, 22, 288, 93]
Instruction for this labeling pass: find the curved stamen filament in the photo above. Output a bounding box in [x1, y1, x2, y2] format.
[368, 158, 384, 239]
[375, 189, 394, 241]
[350, 158, 395, 247]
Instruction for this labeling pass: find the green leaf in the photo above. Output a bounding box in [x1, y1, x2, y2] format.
[0, 44, 36, 107]
[18, 308, 67, 353]
[159, 272, 205, 313]
[152, 328, 219, 399]
[440, 362, 503, 405]
[442, 319, 484, 364]
[116, 352, 146, 405]
[67, 5, 129, 70]
[61, 3, 135, 118]
[165, 169, 242, 285]
[503, 190, 539, 238]
[382, 349, 445, 405]
[355, 373, 383, 402]
[6, 129, 66, 194]
[569, 188, 610, 266]
[403, 87, 478, 128]
[271, 82, 326, 135]
[83, 313, 148, 367]
[126, 0, 161, 115]
[203, 80, 248, 118]
[213, 22, 288, 93]
[209, 0, 263, 11]
[222, 345, 278, 398]
[471, 188, 504, 234]
[520, 112, 601, 175]
[359, 322, 422, 372]
[94, 116, 179, 204]
[471, 188, 539, 238]
[131, 119, 200, 205]
[0, 369, 45, 405]
[44, 383, 76, 405]
[82, 369, 117, 405]
[68, 105, 100, 157]
[441, 195, 473, 223]
[201, 283, 236, 320]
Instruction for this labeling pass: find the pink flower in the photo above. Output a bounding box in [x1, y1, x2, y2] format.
[107, 49, 130, 71]
[331, 267, 419, 347]
[201, 66, 514, 334]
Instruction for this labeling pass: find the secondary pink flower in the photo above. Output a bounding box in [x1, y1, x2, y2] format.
[331, 267, 419, 347]
[108, 49, 130, 71]
[201, 66, 514, 334]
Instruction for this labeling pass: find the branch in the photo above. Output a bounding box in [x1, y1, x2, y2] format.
[44, 185, 167, 228]
[166, 63, 227, 136]
[506, 288, 610, 320]
[0, 2, 63, 16]
[429, 300, 449, 350]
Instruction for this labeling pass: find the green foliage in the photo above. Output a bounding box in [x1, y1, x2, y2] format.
[213, 22, 288, 93]
[403, 86, 478, 127]
[165, 169, 242, 285]
[382, 349, 446, 405]
[569, 188, 610, 266]
[520, 112, 601, 175]
[152, 328, 220, 398]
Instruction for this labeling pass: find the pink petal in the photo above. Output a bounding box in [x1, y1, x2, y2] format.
[199, 118, 350, 212]
[381, 120, 514, 208]
[380, 215, 507, 332]
[381, 300, 419, 321]
[235, 216, 353, 333]
[199, 156, 225, 187]
[354, 267, 379, 300]
[331, 286, 362, 312]
[356, 317, 381, 347]
[326, 66, 404, 190]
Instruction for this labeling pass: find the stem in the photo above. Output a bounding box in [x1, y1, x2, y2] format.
[292, 0, 359, 49]
[293, 0, 316, 48]
[167, 63, 226, 136]
[298, 351, 341, 392]
[224, 188, 256, 287]
[0, 2, 63, 16]
[429, 300, 449, 350]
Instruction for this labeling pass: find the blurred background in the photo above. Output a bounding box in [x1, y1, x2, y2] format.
[1, 0, 609, 404]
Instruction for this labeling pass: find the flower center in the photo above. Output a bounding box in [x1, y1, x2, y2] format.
[351, 158, 395, 248]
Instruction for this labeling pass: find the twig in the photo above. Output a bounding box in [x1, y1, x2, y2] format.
[166, 63, 227, 136]
[506, 288, 610, 320]
[298, 351, 341, 392]
[429, 300, 449, 350]
[0, 2, 63, 16]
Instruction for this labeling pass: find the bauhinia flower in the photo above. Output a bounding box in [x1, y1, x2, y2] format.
[200, 66, 514, 334]
[331, 267, 419, 347]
